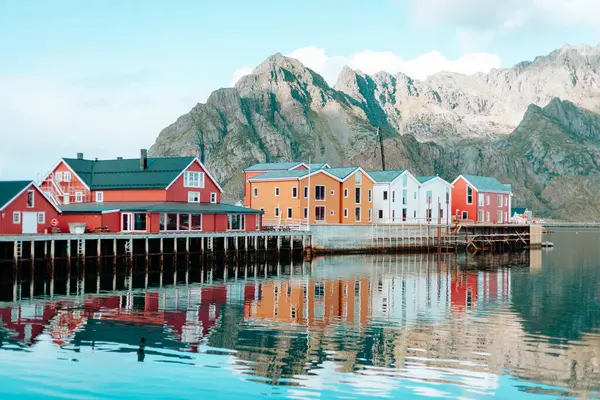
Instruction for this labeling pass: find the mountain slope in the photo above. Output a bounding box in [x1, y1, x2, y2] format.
[150, 45, 600, 220]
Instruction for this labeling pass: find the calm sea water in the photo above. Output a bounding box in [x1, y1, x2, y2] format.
[1, 229, 599, 399]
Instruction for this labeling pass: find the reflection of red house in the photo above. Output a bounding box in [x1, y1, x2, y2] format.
[0, 303, 59, 345]
[451, 272, 478, 312]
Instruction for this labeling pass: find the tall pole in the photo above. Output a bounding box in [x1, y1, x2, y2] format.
[307, 157, 311, 230]
[377, 127, 386, 171]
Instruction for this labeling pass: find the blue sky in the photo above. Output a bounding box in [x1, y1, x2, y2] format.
[0, 0, 598, 179]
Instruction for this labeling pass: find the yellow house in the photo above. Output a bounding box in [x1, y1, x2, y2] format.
[247, 166, 375, 225]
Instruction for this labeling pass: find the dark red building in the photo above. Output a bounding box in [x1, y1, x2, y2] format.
[0, 181, 61, 235]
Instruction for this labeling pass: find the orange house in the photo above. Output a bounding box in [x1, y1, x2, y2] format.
[247, 166, 375, 225]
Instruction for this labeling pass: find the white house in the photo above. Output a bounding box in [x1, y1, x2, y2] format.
[369, 170, 420, 223]
[417, 176, 453, 225]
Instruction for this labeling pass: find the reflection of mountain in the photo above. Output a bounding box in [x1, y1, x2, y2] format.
[1, 252, 599, 394]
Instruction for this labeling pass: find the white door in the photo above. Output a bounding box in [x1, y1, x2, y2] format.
[22, 212, 38, 234]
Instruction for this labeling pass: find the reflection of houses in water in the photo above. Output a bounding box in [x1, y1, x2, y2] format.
[243, 278, 373, 327]
[451, 269, 511, 312]
[0, 303, 59, 345]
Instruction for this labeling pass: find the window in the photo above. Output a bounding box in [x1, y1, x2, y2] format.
[426, 190, 433, 202]
[210, 192, 217, 203]
[275, 207, 280, 217]
[275, 187, 280, 196]
[478, 210, 484, 222]
[467, 186, 473, 205]
[188, 192, 200, 203]
[63, 194, 70, 205]
[355, 172, 362, 184]
[315, 185, 325, 201]
[184, 171, 205, 188]
[304, 186, 308, 198]
[440, 209, 444, 219]
[161, 213, 178, 231]
[344, 208, 348, 218]
[228, 214, 246, 231]
[414, 210, 417, 218]
[292, 187, 298, 198]
[368, 189, 372, 202]
[287, 208, 293, 219]
[355, 187, 361, 204]
[55, 172, 63, 182]
[253, 187, 258, 197]
[478, 193, 485, 206]
[355, 207, 361, 222]
[462, 211, 468, 220]
[13, 212, 20, 224]
[179, 213, 190, 230]
[95, 192, 104, 203]
[344, 189, 348, 198]
[330, 189, 335, 196]
[402, 189, 407, 205]
[315, 206, 325, 221]
[191, 214, 202, 231]
[392, 210, 395, 220]
[392, 191, 396, 203]
[497, 211, 503, 223]
[383, 191, 388, 201]
[486, 195, 490, 205]
[37, 212, 45, 224]
[64, 172, 72, 182]
[26, 190, 34, 208]
[368, 209, 372, 222]
[75, 192, 83, 203]
[414, 191, 417, 200]
[134, 213, 147, 231]
[427, 209, 432, 221]
[486, 211, 490, 222]
[498, 195, 503, 207]
[330, 210, 334, 216]
[304, 208, 308, 219]
[378, 210, 383, 219]
[402, 174, 407, 187]
[402, 208, 407, 222]
[255, 215, 260, 231]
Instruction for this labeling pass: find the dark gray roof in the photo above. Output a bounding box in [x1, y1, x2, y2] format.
[60, 202, 263, 215]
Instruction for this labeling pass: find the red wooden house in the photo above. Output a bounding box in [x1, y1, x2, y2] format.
[39, 150, 262, 233]
[0, 181, 60, 235]
[451, 174, 512, 224]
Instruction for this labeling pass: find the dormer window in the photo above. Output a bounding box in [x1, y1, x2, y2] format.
[184, 171, 205, 188]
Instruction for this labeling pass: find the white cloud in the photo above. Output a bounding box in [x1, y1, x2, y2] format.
[227, 46, 501, 86]
[0, 74, 207, 180]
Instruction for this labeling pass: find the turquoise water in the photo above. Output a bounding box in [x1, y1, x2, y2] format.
[1, 230, 599, 399]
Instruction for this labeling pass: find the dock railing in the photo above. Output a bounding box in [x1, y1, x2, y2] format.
[262, 218, 309, 232]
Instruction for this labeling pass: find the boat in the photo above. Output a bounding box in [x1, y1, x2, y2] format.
[541, 241, 554, 248]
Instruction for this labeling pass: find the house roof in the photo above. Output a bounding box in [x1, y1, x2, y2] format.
[59, 202, 263, 215]
[460, 174, 512, 193]
[326, 166, 360, 180]
[243, 162, 304, 172]
[512, 207, 527, 215]
[368, 170, 406, 183]
[0, 181, 32, 210]
[62, 156, 197, 190]
[249, 170, 311, 181]
[417, 176, 436, 184]
[307, 163, 329, 170]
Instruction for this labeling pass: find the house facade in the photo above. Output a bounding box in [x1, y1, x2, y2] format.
[247, 166, 374, 225]
[417, 176, 453, 225]
[370, 170, 421, 224]
[451, 175, 512, 224]
[0, 181, 61, 235]
[38, 150, 262, 234]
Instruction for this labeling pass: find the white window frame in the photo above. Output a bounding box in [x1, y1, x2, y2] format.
[304, 186, 308, 199]
[355, 187, 361, 204]
[188, 191, 200, 203]
[330, 210, 334, 216]
[486, 195, 490, 206]
[227, 214, 246, 232]
[486, 211, 490, 222]
[287, 208, 293, 219]
[26, 190, 35, 208]
[275, 207, 280, 217]
[355, 206, 361, 222]
[275, 187, 280, 197]
[37, 212, 45, 224]
[344, 189, 348, 198]
[315, 206, 326, 221]
[368, 209, 372, 222]
[466, 186, 473, 205]
[383, 191, 388, 201]
[13, 212, 20, 224]
[368, 189, 372, 203]
[75, 192, 83, 203]
[478, 210, 484, 222]
[63, 193, 70, 205]
[183, 171, 205, 188]
[253, 187, 258, 197]
[64, 172, 72, 182]
[96, 192, 104, 203]
[55, 172, 63, 182]
[462, 211, 468, 220]
[210, 192, 217, 203]
[292, 187, 298, 198]
[344, 208, 348, 218]
[498, 195, 503, 207]
[497, 210, 503, 223]
[315, 185, 326, 201]
[478, 193, 485, 206]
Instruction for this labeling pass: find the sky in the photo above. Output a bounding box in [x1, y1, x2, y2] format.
[0, 0, 599, 180]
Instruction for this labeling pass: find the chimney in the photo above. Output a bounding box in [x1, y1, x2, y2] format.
[117, 157, 123, 160]
[77, 152, 84, 160]
[140, 149, 148, 171]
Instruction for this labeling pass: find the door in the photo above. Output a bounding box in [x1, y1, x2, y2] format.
[122, 213, 132, 232]
[22, 212, 38, 234]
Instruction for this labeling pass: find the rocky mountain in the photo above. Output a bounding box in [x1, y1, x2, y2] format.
[149, 44, 600, 220]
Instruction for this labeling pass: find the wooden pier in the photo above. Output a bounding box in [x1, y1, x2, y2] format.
[0, 231, 311, 265]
